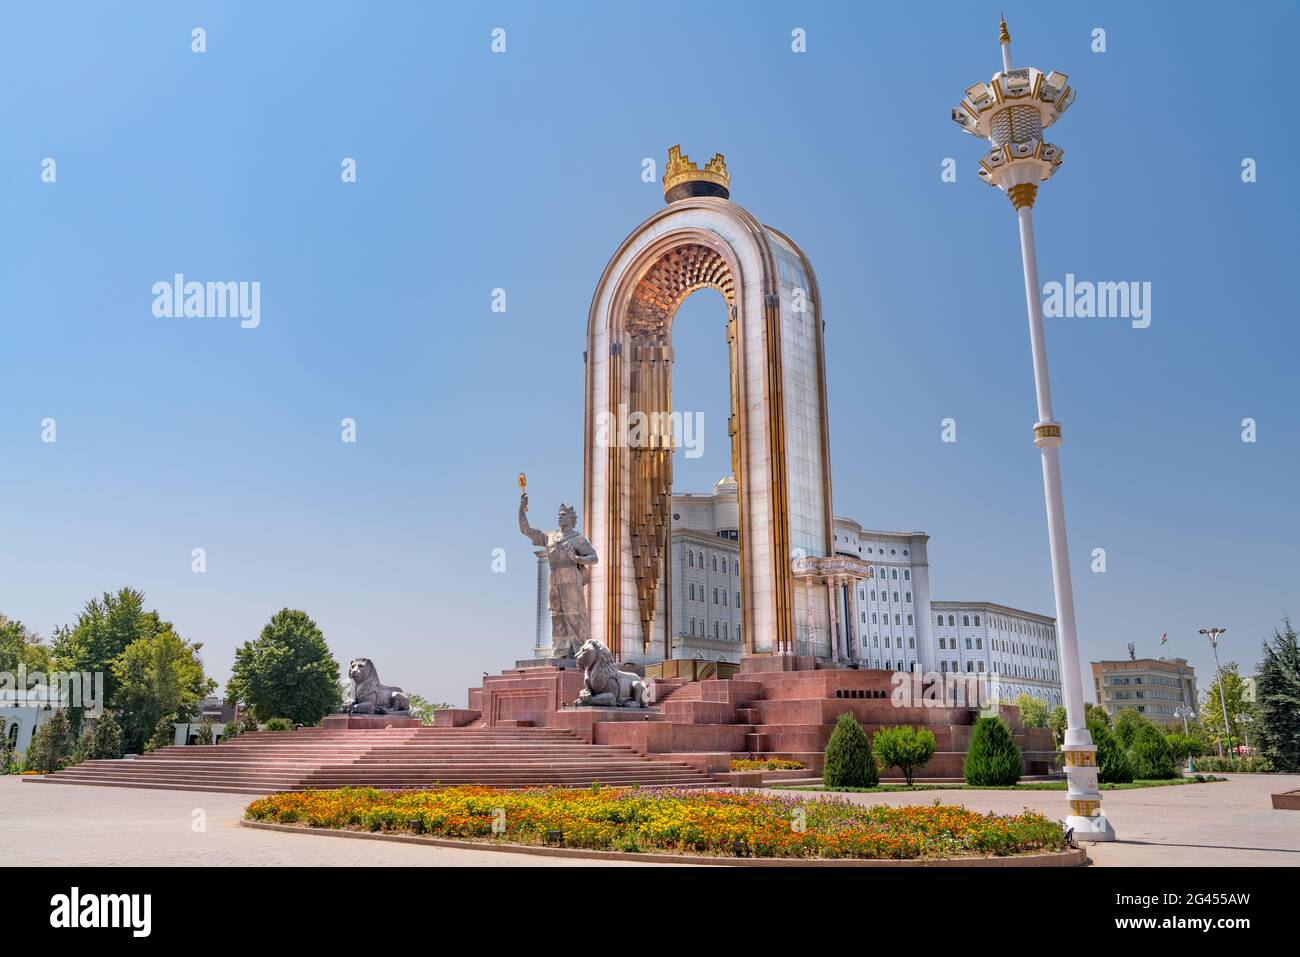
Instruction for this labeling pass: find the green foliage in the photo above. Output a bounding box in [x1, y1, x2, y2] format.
[143, 716, 175, 752]
[0, 613, 51, 673]
[221, 720, 241, 742]
[822, 713, 877, 789]
[194, 721, 215, 745]
[1112, 708, 1150, 749]
[1047, 706, 1068, 748]
[1164, 733, 1205, 762]
[407, 693, 451, 727]
[75, 710, 124, 762]
[228, 610, 342, 727]
[1129, 723, 1177, 779]
[24, 708, 73, 773]
[1083, 703, 1111, 729]
[1014, 693, 1049, 729]
[1255, 619, 1300, 773]
[263, 717, 293, 732]
[50, 588, 166, 708]
[963, 716, 1021, 786]
[1088, 716, 1134, 784]
[0, 734, 17, 774]
[1192, 754, 1274, 773]
[112, 628, 215, 754]
[872, 725, 936, 787]
[1201, 662, 1251, 752]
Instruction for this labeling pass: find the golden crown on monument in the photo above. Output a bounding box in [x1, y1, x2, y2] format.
[662, 145, 730, 199]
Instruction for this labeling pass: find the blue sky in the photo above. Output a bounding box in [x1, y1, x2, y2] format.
[2, 1, 1296, 706]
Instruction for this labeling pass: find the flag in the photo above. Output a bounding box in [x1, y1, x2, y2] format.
[1160, 633, 1167, 645]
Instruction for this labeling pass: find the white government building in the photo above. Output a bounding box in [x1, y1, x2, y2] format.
[533, 476, 1064, 708]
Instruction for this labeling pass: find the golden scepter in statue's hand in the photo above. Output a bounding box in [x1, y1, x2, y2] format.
[518, 472, 527, 511]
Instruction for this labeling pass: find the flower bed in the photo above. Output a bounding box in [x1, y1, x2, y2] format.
[244, 786, 1068, 860]
[729, 758, 806, 771]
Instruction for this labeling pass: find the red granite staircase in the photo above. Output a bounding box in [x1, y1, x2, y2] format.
[32, 725, 721, 794]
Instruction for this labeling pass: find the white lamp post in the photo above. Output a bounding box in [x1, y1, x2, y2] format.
[1173, 704, 1196, 773]
[1199, 627, 1233, 755]
[952, 19, 1113, 841]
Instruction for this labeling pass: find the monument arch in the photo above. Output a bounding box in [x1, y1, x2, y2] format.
[583, 146, 842, 664]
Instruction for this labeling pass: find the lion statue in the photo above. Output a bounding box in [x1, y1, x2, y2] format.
[342, 658, 411, 715]
[573, 639, 649, 709]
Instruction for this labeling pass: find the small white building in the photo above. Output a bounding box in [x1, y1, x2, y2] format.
[1, 686, 69, 760]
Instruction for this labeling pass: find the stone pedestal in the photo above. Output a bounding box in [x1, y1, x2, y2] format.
[515, 656, 577, 670]
[321, 714, 422, 730]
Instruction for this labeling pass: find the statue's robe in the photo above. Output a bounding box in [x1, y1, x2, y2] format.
[522, 525, 597, 657]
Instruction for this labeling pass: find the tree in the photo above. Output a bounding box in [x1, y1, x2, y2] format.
[112, 628, 215, 754]
[24, 708, 73, 773]
[1129, 722, 1178, 779]
[0, 613, 51, 673]
[1202, 663, 1252, 754]
[145, 716, 175, 752]
[1088, 715, 1134, 784]
[872, 725, 936, 787]
[822, 713, 877, 789]
[407, 693, 451, 727]
[227, 610, 341, 726]
[50, 588, 173, 711]
[1084, 702, 1111, 728]
[1164, 732, 1205, 763]
[1255, 619, 1300, 772]
[75, 710, 124, 762]
[1046, 706, 1068, 747]
[964, 715, 1021, 786]
[1112, 708, 1149, 750]
[1014, 693, 1049, 730]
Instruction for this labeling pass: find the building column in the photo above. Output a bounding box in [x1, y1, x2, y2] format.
[533, 548, 552, 658]
[827, 577, 842, 662]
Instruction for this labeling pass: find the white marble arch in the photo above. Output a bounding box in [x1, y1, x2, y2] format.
[583, 197, 835, 664]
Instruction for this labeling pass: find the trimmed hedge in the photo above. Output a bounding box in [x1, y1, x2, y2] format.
[964, 716, 1021, 786]
[823, 712, 877, 789]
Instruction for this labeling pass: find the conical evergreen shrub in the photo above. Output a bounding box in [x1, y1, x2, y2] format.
[1089, 716, 1134, 784]
[963, 715, 1021, 786]
[822, 712, 877, 789]
[1129, 722, 1177, 779]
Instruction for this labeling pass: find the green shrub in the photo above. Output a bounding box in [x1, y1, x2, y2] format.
[872, 725, 936, 787]
[76, 710, 124, 761]
[23, 708, 73, 773]
[144, 716, 176, 752]
[1089, 717, 1134, 784]
[194, 721, 215, 746]
[1112, 708, 1149, 750]
[1192, 755, 1274, 773]
[263, 717, 293, 732]
[1129, 723, 1177, 779]
[822, 713, 877, 789]
[1164, 733, 1204, 763]
[221, 720, 241, 742]
[964, 716, 1021, 786]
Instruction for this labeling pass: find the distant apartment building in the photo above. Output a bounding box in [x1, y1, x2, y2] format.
[1090, 657, 1197, 721]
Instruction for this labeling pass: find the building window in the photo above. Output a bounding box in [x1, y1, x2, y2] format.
[688, 551, 694, 567]
[963, 615, 970, 626]
[906, 614, 913, 626]
[894, 614, 901, 626]
[936, 615, 943, 626]
[973, 615, 981, 626]
[904, 569, 910, 581]
[965, 637, 972, 650]
[948, 615, 955, 626]
[711, 556, 718, 571]
[891, 569, 898, 580]
[905, 591, 912, 603]
[713, 588, 719, 604]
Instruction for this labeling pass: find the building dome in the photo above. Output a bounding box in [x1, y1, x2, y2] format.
[713, 475, 738, 494]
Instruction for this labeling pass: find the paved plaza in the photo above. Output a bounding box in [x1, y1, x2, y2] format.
[3, 774, 1296, 866]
